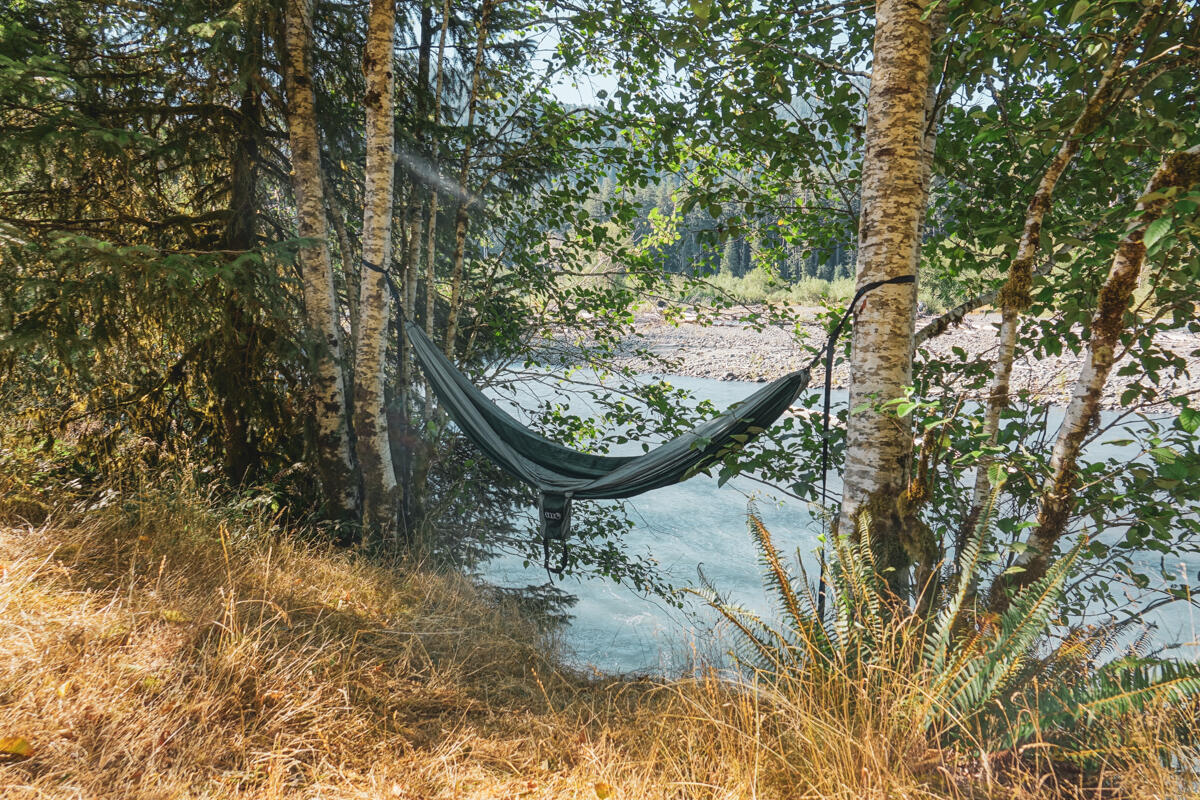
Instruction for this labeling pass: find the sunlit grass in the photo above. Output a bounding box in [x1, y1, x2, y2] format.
[0, 468, 1194, 798]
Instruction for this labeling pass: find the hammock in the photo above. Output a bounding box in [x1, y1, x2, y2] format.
[409, 320, 810, 539]
[405, 274, 915, 562]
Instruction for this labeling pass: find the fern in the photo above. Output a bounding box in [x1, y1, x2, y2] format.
[698, 491, 1200, 764]
[924, 486, 997, 675]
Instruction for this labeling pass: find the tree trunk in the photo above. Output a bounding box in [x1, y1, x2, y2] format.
[988, 145, 1200, 612]
[410, 0, 452, 536]
[966, 5, 1160, 522]
[424, 0, 451, 369]
[353, 0, 400, 541]
[837, 0, 934, 598]
[443, 0, 493, 358]
[330, 197, 360, 351]
[392, 5, 434, 533]
[397, 201, 420, 529]
[282, 0, 359, 517]
[217, 35, 263, 484]
[909, 0, 948, 615]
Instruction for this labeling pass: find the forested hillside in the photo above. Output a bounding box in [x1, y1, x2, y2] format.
[3, 0, 1200, 797]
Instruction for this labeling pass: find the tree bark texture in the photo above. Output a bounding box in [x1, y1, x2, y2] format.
[424, 0, 451, 368]
[443, 0, 494, 357]
[354, 0, 400, 540]
[216, 38, 263, 484]
[282, 0, 359, 516]
[968, 3, 1160, 516]
[909, 0, 948, 615]
[837, 0, 933, 597]
[330, 197, 360, 352]
[988, 145, 1200, 611]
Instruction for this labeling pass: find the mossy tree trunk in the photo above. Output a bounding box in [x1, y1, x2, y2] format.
[967, 4, 1161, 526]
[988, 145, 1200, 612]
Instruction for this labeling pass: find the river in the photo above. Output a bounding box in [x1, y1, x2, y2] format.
[480, 374, 1200, 674]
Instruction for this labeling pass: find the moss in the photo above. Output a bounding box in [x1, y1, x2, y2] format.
[851, 484, 941, 599]
[996, 255, 1035, 311]
[1092, 242, 1143, 345]
[1152, 150, 1200, 199]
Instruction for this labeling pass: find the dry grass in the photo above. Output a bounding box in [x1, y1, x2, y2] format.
[0, 478, 1195, 799]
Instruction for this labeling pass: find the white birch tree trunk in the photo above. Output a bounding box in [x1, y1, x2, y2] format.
[968, 5, 1160, 519]
[282, 0, 359, 517]
[837, 0, 934, 596]
[988, 145, 1200, 611]
[909, 1, 949, 612]
[353, 0, 400, 540]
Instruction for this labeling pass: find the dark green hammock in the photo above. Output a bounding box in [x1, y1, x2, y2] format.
[408, 320, 810, 540]
[405, 275, 914, 558]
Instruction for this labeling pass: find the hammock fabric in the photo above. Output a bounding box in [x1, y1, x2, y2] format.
[405, 274, 915, 563]
[409, 320, 810, 539]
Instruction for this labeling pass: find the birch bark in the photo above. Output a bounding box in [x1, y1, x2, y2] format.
[909, 1, 948, 612]
[282, 0, 359, 516]
[354, 0, 400, 540]
[968, 4, 1160, 520]
[837, 0, 933, 596]
[988, 145, 1200, 612]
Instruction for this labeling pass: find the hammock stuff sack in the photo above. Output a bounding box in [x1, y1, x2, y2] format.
[404, 274, 914, 570]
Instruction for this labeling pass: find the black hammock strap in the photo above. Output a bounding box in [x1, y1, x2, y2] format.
[367, 255, 913, 580]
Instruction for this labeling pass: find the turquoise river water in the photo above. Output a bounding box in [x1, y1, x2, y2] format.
[480, 374, 1200, 674]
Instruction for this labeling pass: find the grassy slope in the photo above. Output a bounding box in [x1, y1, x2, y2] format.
[0, 482, 1191, 799]
[0, 484, 785, 800]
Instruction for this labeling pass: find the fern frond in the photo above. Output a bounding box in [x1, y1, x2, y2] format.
[1076, 658, 1200, 719]
[693, 588, 800, 672]
[935, 540, 1083, 719]
[748, 512, 806, 635]
[924, 486, 998, 673]
[988, 538, 1084, 662]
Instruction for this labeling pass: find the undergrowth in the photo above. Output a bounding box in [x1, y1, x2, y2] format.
[0, 457, 1196, 797]
[696, 493, 1200, 799]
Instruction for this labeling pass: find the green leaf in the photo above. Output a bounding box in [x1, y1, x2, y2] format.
[1149, 446, 1178, 465]
[687, 0, 713, 24]
[1180, 407, 1200, 434]
[1144, 217, 1171, 250]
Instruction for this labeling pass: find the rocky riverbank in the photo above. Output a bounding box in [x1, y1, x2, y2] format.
[552, 307, 1200, 410]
